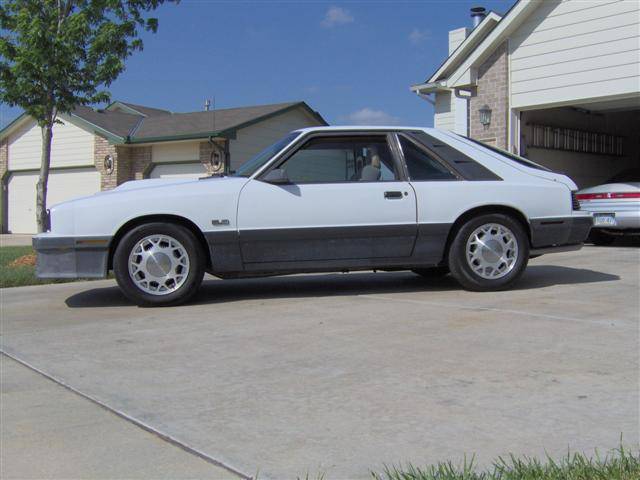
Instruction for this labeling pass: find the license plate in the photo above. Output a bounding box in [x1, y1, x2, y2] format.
[593, 213, 616, 226]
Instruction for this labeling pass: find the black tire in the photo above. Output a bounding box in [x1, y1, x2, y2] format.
[412, 266, 450, 278]
[113, 222, 206, 307]
[588, 229, 616, 246]
[448, 213, 529, 292]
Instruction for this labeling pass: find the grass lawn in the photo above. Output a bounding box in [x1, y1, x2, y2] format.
[0, 246, 75, 288]
[371, 445, 639, 480]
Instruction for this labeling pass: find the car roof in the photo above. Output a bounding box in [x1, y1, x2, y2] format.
[293, 126, 435, 134]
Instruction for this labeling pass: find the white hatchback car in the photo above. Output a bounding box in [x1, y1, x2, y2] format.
[34, 127, 592, 306]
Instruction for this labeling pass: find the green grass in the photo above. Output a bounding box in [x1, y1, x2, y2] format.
[0, 246, 73, 288]
[371, 445, 639, 480]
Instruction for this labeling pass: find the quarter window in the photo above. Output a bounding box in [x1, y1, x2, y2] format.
[400, 136, 457, 181]
[276, 136, 398, 183]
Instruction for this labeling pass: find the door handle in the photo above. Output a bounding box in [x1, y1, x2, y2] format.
[384, 191, 403, 199]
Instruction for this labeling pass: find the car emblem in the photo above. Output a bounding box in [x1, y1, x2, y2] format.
[211, 219, 230, 226]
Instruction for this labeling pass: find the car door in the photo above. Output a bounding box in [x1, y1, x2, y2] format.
[236, 133, 418, 266]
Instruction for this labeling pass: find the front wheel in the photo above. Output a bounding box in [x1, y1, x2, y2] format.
[448, 214, 529, 292]
[113, 223, 205, 307]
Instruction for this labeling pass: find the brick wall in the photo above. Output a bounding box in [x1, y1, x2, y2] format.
[0, 139, 7, 181]
[94, 135, 120, 190]
[127, 146, 152, 180]
[199, 139, 227, 174]
[469, 41, 509, 149]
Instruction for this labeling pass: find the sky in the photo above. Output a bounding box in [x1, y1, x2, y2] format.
[0, 0, 515, 130]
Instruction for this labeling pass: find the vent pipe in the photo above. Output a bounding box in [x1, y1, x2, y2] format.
[470, 6, 486, 28]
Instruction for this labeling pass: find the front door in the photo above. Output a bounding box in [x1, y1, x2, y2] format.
[236, 134, 417, 266]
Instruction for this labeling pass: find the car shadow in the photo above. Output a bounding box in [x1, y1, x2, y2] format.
[65, 265, 620, 308]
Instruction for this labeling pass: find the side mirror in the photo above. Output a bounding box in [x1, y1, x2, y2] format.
[262, 168, 290, 184]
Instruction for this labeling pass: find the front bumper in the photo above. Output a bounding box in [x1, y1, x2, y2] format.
[33, 235, 111, 279]
[529, 214, 593, 254]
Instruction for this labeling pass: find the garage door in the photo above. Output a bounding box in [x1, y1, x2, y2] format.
[8, 168, 101, 233]
[149, 162, 206, 179]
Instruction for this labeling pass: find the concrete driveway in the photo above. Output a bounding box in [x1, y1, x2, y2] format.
[1, 245, 638, 479]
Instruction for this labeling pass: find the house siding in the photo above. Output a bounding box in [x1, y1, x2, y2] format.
[469, 41, 509, 149]
[434, 92, 456, 131]
[152, 141, 200, 164]
[509, 0, 640, 109]
[8, 118, 95, 170]
[229, 109, 324, 171]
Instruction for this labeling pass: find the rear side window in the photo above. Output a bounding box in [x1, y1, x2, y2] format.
[399, 136, 457, 181]
[459, 134, 551, 172]
[407, 131, 502, 181]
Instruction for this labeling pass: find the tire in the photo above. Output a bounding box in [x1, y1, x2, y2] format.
[113, 222, 206, 307]
[588, 229, 616, 246]
[412, 266, 450, 278]
[448, 213, 529, 292]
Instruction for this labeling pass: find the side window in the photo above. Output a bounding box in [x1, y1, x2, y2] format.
[277, 136, 398, 183]
[400, 136, 457, 181]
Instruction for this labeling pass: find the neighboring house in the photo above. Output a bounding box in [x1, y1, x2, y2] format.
[411, 0, 640, 188]
[0, 101, 326, 233]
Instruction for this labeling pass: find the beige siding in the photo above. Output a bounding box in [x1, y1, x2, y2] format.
[434, 91, 456, 131]
[152, 141, 200, 163]
[229, 109, 322, 170]
[8, 118, 95, 170]
[509, 0, 640, 109]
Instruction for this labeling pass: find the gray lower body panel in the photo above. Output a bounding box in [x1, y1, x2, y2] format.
[530, 216, 592, 249]
[206, 223, 451, 277]
[33, 236, 111, 279]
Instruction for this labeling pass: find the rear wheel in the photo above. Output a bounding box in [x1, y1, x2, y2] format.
[588, 229, 616, 246]
[448, 214, 529, 291]
[113, 223, 205, 307]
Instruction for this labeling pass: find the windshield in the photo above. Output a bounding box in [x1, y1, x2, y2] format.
[232, 132, 301, 177]
[457, 134, 551, 172]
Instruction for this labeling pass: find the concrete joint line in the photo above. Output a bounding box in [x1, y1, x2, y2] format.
[0, 350, 252, 480]
[358, 294, 624, 328]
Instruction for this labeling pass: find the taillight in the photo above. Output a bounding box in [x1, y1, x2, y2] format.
[571, 191, 580, 210]
[575, 192, 640, 200]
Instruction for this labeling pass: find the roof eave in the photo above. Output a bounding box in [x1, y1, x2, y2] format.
[125, 130, 235, 145]
[410, 82, 450, 94]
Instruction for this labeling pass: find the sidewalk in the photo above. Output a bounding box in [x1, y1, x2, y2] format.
[0, 356, 240, 480]
[0, 234, 33, 247]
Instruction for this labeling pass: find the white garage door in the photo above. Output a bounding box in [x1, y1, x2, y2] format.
[8, 168, 101, 233]
[149, 162, 206, 179]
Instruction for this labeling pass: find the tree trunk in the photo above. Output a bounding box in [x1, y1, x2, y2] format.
[36, 124, 53, 233]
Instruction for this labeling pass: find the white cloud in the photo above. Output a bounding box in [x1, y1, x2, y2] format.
[409, 28, 430, 45]
[340, 108, 402, 126]
[321, 6, 354, 28]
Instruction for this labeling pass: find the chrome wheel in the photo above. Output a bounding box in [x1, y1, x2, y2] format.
[465, 223, 518, 280]
[128, 234, 190, 296]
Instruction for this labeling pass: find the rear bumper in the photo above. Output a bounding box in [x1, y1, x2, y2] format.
[529, 214, 593, 254]
[33, 235, 111, 279]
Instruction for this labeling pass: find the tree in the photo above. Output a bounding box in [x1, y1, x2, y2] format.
[0, 0, 176, 232]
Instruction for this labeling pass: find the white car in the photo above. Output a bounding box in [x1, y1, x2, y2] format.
[576, 168, 640, 245]
[34, 127, 592, 306]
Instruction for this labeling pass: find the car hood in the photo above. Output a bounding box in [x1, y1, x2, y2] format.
[578, 182, 640, 194]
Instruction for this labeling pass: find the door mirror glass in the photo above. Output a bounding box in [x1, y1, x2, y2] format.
[263, 168, 290, 184]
